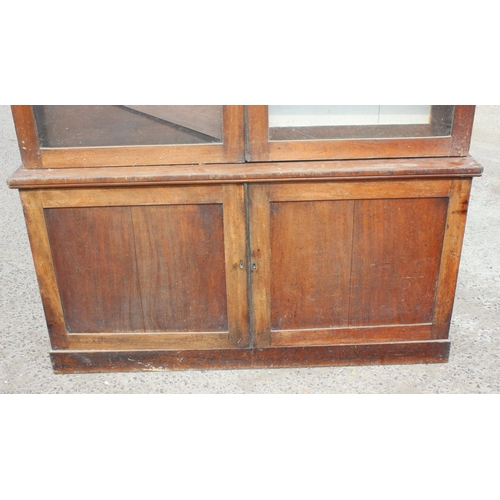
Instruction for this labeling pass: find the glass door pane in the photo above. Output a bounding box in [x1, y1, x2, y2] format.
[33, 105, 223, 147]
[269, 105, 455, 141]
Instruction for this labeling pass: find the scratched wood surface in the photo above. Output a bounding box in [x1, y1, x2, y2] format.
[8, 156, 483, 189]
[50, 341, 451, 373]
[349, 198, 448, 326]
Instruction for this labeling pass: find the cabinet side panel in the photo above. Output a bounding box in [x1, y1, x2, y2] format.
[45, 207, 145, 333]
[349, 198, 448, 326]
[131, 204, 228, 332]
[270, 200, 354, 330]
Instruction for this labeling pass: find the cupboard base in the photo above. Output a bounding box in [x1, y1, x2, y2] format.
[50, 340, 450, 374]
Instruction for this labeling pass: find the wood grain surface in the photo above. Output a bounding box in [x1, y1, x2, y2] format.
[131, 204, 228, 332]
[349, 198, 448, 326]
[19, 190, 68, 348]
[271, 324, 433, 346]
[248, 184, 272, 347]
[222, 184, 250, 346]
[45, 206, 145, 333]
[432, 179, 472, 337]
[270, 200, 354, 330]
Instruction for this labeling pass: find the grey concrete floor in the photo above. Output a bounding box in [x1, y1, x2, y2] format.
[1, 105, 499, 394]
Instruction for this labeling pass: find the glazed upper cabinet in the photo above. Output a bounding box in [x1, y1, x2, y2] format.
[246, 105, 475, 161]
[12, 105, 475, 169]
[12, 105, 245, 168]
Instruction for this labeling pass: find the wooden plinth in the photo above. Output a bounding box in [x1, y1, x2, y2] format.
[50, 341, 451, 374]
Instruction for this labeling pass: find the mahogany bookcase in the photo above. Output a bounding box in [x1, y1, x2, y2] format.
[8, 105, 482, 373]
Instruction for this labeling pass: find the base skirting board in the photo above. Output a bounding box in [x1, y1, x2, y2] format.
[50, 340, 451, 374]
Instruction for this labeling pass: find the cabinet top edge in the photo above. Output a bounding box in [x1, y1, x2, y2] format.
[7, 156, 483, 189]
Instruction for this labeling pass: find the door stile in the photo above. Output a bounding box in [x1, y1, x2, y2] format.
[222, 184, 250, 347]
[248, 184, 272, 347]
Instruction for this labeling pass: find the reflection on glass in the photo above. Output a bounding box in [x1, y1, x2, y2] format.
[34, 105, 223, 147]
[269, 105, 455, 141]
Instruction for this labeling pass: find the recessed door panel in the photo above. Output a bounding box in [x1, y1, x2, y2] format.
[132, 204, 228, 332]
[349, 198, 448, 326]
[45, 206, 145, 333]
[270, 200, 354, 330]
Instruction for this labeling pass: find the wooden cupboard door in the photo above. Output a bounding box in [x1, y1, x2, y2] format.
[249, 180, 458, 348]
[22, 185, 249, 350]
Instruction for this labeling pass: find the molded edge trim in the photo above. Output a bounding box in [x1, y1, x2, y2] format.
[8, 156, 483, 189]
